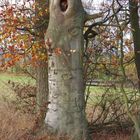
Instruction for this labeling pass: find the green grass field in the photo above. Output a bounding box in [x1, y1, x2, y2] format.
[0, 72, 138, 106]
[86, 84, 139, 107]
[0, 72, 36, 101]
[0, 72, 35, 84]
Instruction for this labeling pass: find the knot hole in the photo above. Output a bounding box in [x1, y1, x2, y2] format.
[60, 0, 68, 12]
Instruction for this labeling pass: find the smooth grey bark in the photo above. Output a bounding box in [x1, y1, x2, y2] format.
[45, 0, 89, 139]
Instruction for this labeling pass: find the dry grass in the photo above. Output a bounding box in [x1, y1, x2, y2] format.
[0, 101, 35, 140]
[93, 133, 130, 140]
[0, 101, 131, 140]
[0, 101, 70, 140]
[0, 100, 131, 140]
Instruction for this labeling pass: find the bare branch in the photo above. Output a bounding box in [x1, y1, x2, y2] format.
[85, 12, 104, 22]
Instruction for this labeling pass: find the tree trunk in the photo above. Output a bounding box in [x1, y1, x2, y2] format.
[35, 0, 49, 123]
[45, 0, 89, 139]
[36, 61, 48, 122]
[129, 0, 140, 88]
[129, 1, 140, 140]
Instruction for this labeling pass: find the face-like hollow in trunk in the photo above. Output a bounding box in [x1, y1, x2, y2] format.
[60, 0, 68, 12]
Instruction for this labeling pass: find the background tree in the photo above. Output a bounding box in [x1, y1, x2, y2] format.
[0, 0, 49, 124]
[129, 0, 140, 88]
[34, 0, 49, 125]
[129, 0, 140, 139]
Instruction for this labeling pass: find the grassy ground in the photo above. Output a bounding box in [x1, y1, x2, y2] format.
[86, 85, 138, 104]
[0, 72, 35, 101]
[0, 72, 132, 140]
[0, 101, 131, 140]
[0, 72, 35, 84]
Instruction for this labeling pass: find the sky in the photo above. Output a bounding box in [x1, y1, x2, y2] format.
[82, 0, 111, 14]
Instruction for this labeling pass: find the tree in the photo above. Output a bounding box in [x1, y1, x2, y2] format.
[129, 1, 140, 139]
[0, 0, 50, 124]
[35, 0, 49, 125]
[44, 0, 93, 139]
[129, 0, 140, 88]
